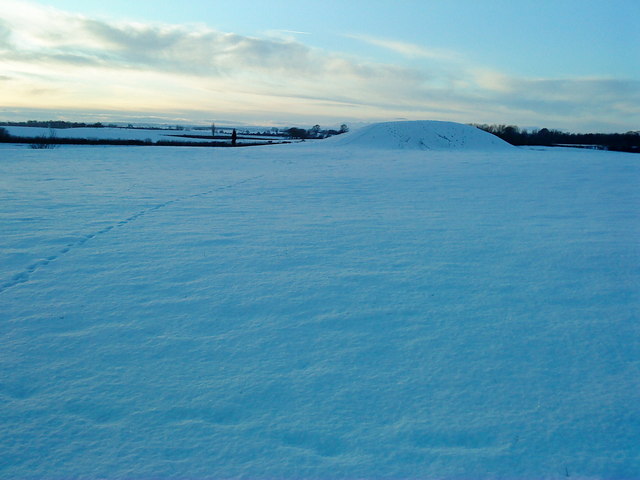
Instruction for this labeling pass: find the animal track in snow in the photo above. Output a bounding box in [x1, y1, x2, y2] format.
[0, 175, 264, 295]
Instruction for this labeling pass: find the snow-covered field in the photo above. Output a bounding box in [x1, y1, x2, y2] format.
[4, 126, 287, 144]
[1, 123, 639, 479]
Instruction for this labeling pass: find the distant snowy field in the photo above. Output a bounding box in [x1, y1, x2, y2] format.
[4, 126, 286, 144]
[1, 133, 639, 478]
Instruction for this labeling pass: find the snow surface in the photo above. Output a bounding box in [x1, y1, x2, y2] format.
[1, 139, 639, 479]
[331, 120, 513, 150]
[4, 126, 285, 144]
[5, 126, 211, 143]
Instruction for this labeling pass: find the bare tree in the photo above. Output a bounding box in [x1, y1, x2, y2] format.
[30, 124, 58, 149]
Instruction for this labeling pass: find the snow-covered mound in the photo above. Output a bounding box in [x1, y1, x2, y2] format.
[334, 120, 513, 150]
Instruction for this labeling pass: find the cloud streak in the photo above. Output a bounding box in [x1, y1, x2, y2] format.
[346, 34, 461, 62]
[0, 1, 637, 131]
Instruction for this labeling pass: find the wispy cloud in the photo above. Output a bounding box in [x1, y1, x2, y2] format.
[346, 33, 461, 62]
[0, 2, 428, 111]
[265, 29, 312, 39]
[0, 0, 637, 131]
[0, 19, 10, 47]
[0, 2, 421, 84]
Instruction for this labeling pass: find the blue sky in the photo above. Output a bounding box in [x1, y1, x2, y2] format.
[1, 0, 638, 131]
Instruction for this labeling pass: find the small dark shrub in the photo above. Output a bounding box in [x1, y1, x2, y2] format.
[30, 128, 58, 149]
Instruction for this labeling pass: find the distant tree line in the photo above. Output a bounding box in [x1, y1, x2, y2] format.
[473, 124, 640, 153]
[286, 124, 349, 140]
[0, 120, 186, 130]
[0, 120, 114, 129]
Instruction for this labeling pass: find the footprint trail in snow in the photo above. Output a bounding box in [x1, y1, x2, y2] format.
[0, 175, 264, 295]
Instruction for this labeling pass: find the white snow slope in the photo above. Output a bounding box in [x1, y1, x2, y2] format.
[0, 139, 639, 479]
[331, 120, 513, 150]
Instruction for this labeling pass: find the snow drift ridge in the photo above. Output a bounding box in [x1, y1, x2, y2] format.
[333, 120, 513, 151]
